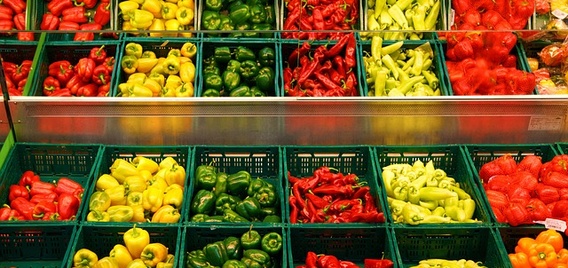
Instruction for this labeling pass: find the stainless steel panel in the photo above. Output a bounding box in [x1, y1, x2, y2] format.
[8, 96, 568, 145]
[0, 102, 8, 141]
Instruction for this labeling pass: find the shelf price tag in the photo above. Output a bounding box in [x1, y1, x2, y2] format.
[534, 218, 567, 232]
[552, 9, 568, 19]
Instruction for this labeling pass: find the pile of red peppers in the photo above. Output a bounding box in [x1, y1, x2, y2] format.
[42, 45, 115, 97]
[288, 166, 385, 223]
[0, 0, 32, 41]
[451, 0, 534, 30]
[283, 33, 358, 97]
[1, 170, 84, 221]
[1, 59, 32, 96]
[40, 0, 111, 41]
[479, 154, 568, 232]
[282, 0, 358, 40]
[297, 252, 394, 268]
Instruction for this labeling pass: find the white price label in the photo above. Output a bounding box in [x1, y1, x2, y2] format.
[552, 9, 568, 19]
[534, 218, 567, 232]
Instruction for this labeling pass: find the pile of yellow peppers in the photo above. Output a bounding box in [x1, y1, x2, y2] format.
[118, 0, 195, 37]
[119, 42, 197, 97]
[73, 225, 175, 268]
[87, 156, 186, 223]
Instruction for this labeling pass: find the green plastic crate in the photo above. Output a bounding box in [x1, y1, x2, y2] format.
[28, 0, 116, 33]
[283, 145, 387, 225]
[374, 145, 493, 225]
[0, 143, 102, 224]
[393, 226, 511, 268]
[116, 38, 201, 97]
[82, 145, 191, 226]
[0, 223, 78, 267]
[63, 224, 181, 268]
[556, 142, 568, 154]
[180, 225, 286, 267]
[358, 40, 448, 97]
[497, 225, 568, 254]
[199, 40, 280, 97]
[0, 40, 44, 96]
[187, 146, 284, 225]
[28, 41, 122, 96]
[288, 225, 398, 267]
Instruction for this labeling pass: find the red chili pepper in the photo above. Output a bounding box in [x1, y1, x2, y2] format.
[313, 184, 354, 196]
[55, 177, 84, 198]
[32, 201, 57, 220]
[289, 195, 299, 223]
[304, 193, 329, 209]
[288, 171, 301, 185]
[93, 1, 111, 26]
[75, 58, 96, 82]
[328, 199, 359, 212]
[47, 0, 74, 17]
[43, 76, 61, 96]
[0, 5, 13, 21]
[75, 0, 97, 9]
[57, 193, 80, 220]
[49, 60, 75, 85]
[8, 185, 29, 202]
[2, 0, 25, 14]
[18, 170, 40, 188]
[288, 42, 311, 68]
[76, 83, 98, 97]
[10, 197, 34, 220]
[61, 6, 92, 24]
[292, 183, 305, 209]
[298, 51, 325, 84]
[30, 192, 58, 204]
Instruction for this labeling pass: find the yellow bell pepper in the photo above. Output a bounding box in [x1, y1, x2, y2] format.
[140, 243, 168, 267]
[149, 18, 166, 37]
[118, 82, 133, 97]
[141, 0, 162, 17]
[96, 174, 120, 191]
[124, 225, 150, 259]
[163, 19, 181, 37]
[165, 74, 182, 88]
[179, 56, 191, 65]
[179, 61, 195, 83]
[129, 84, 154, 97]
[176, 6, 193, 26]
[168, 49, 182, 58]
[121, 56, 139, 75]
[148, 73, 166, 87]
[130, 9, 155, 29]
[159, 157, 178, 170]
[107, 205, 134, 222]
[153, 168, 167, 182]
[124, 175, 148, 193]
[139, 169, 154, 184]
[177, 0, 194, 9]
[109, 244, 133, 268]
[87, 210, 111, 222]
[105, 185, 127, 206]
[132, 156, 159, 174]
[136, 58, 159, 74]
[121, 21, 138, 33]
[127, 73, 147, 85]
[148, 176, 168, 192]
[89, 191, 111, 212]
[142, 51, 157, 59]
[119, 1, 140, 21]
[74, 248, 99, 268]
[162, 55, 181, 75]
[143, 78, 162, 97]
[151, 205, 180, 223]
[111, 159, 140, 184]
[164, 163, 186, 187]
[126, 259, 147, 268]
[127, 191, 144, 207]
[94, 257, 119, 268]
[142, 186, 164, 212]
[175, 83, 194, 97]
[131, 205, 146, 222]
[180, 25, 194, 38]
[163, 184, 183, 207]
[180, 42, 197, 58]
[161, 2, 178, 20]
[156, 254, 175, 268]
[128, 0, 144, 4]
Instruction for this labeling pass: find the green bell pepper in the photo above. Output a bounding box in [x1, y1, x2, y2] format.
[228, 0, 244, 10]
[227, 170, 251, 196]
[251, 23, 272, 38]
[190, 189, 216, 215]
[223, 70, 241, 91]
[243, 249, 271, 267]
[223, 208, 250, 222]
[249, 4, 266, 24]
[239, 60, 259, 80]
[213, 172, 228, 196]
[196, 164, 216, 177]
[241, 257, 263, 268]
[190, 213, 210, 222]
[229, 4, 251, 25]
[235, 196, 262, 220]
[202, 10, 221, 30]
[240, 230, 261, 250]
[234, 46, 256, 62]
[219, 14, 235, 31]
[223, 236, 243, 260]
[202, 89, 221, 97]
[196, 164, 218, 190]
[260, 207, 278, 216]
[186, 250, 212, 268]
[188, 249, 207, 260]
[205, 0, 223, 10]
[204, 215, 225, 222]
[253, 185, 277, 207]
[222, 260, 247, 268]
[251, 86, 266, 97]
[204, 241, 229, 267]
[247, 178, 267, 196]
[204, 56, 219, 68]
[215, 193, 242, 214]
[262, 215, 281, 223]
[205, 74, 224, 92]
[261, 232, 282, 255]
[229, 85, 252, 97]
[255, 66, 274, 91]
[258, 47, 275, 67]
[264, 5, 276, 25]
[203, 65, 221, 77]
[214, 46, 232, 63]
[226, 60, 242, 73]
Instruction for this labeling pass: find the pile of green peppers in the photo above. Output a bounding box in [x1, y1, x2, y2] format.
[186, 230, 283, 268]
[201, 0, 276, 37]
[202, 46, 276, 97]
[190, 164, 281, 222]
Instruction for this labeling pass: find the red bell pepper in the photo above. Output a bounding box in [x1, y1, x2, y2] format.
[55, 177, 84, 198]
[18, 170, 40, 188]
[92, 65, 110, 85]
[102, 56, 115, 72]
[0, 5, 13, 21]
[2, 0, 25, 14]
[0, 206, 13, 221]
[50, 88, 73, 97]
[58, 20, 80, 31]
[57, 193, 80, 220]
[30, 192, 58, 204]
[503, 202, 531, 226]
[97, 84, 110, 96]
[0, 19, 13, 30]
[551, 200, 568, 218]
[542, 171, 568, 188]
[535, 183, 560, 204]
[10, 197, 34, 220]
[317, 255, 340, 268]
[8, 185, 29, 202]
[89, 45, 107, 64]
[93, 1, 111, 26]
[32, 201, 57, 220]
[40, 13, 60, 30]
[13, 11, 24, 30]
[11, 60, 31, 84]
[74, 22, 103, 41]
[364, 258, 394, 268]
[29, 181, 56, 196]
[66, 74, 86, 95]
[74, 58, 96, 82]
[61, 6, 91, 24]
[43, 76, 61, 96]
[17, 32, 35, 41]
[48, 60, 75, 85]
[526, 198, 551, 221]
[76, 83, 98, 97]
[47, 0, 74, 17]
[75, 0, 97, 9]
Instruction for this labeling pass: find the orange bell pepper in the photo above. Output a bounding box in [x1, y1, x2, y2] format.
[509, 252, 531, 268]
[535, 229, 564, 253]
[528, 243, 557, 268]
[558, 248, 568, 264]
[516, 237, 537, 254]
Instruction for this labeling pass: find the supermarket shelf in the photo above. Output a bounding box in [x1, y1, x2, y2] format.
[7, 95, 568, 145]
